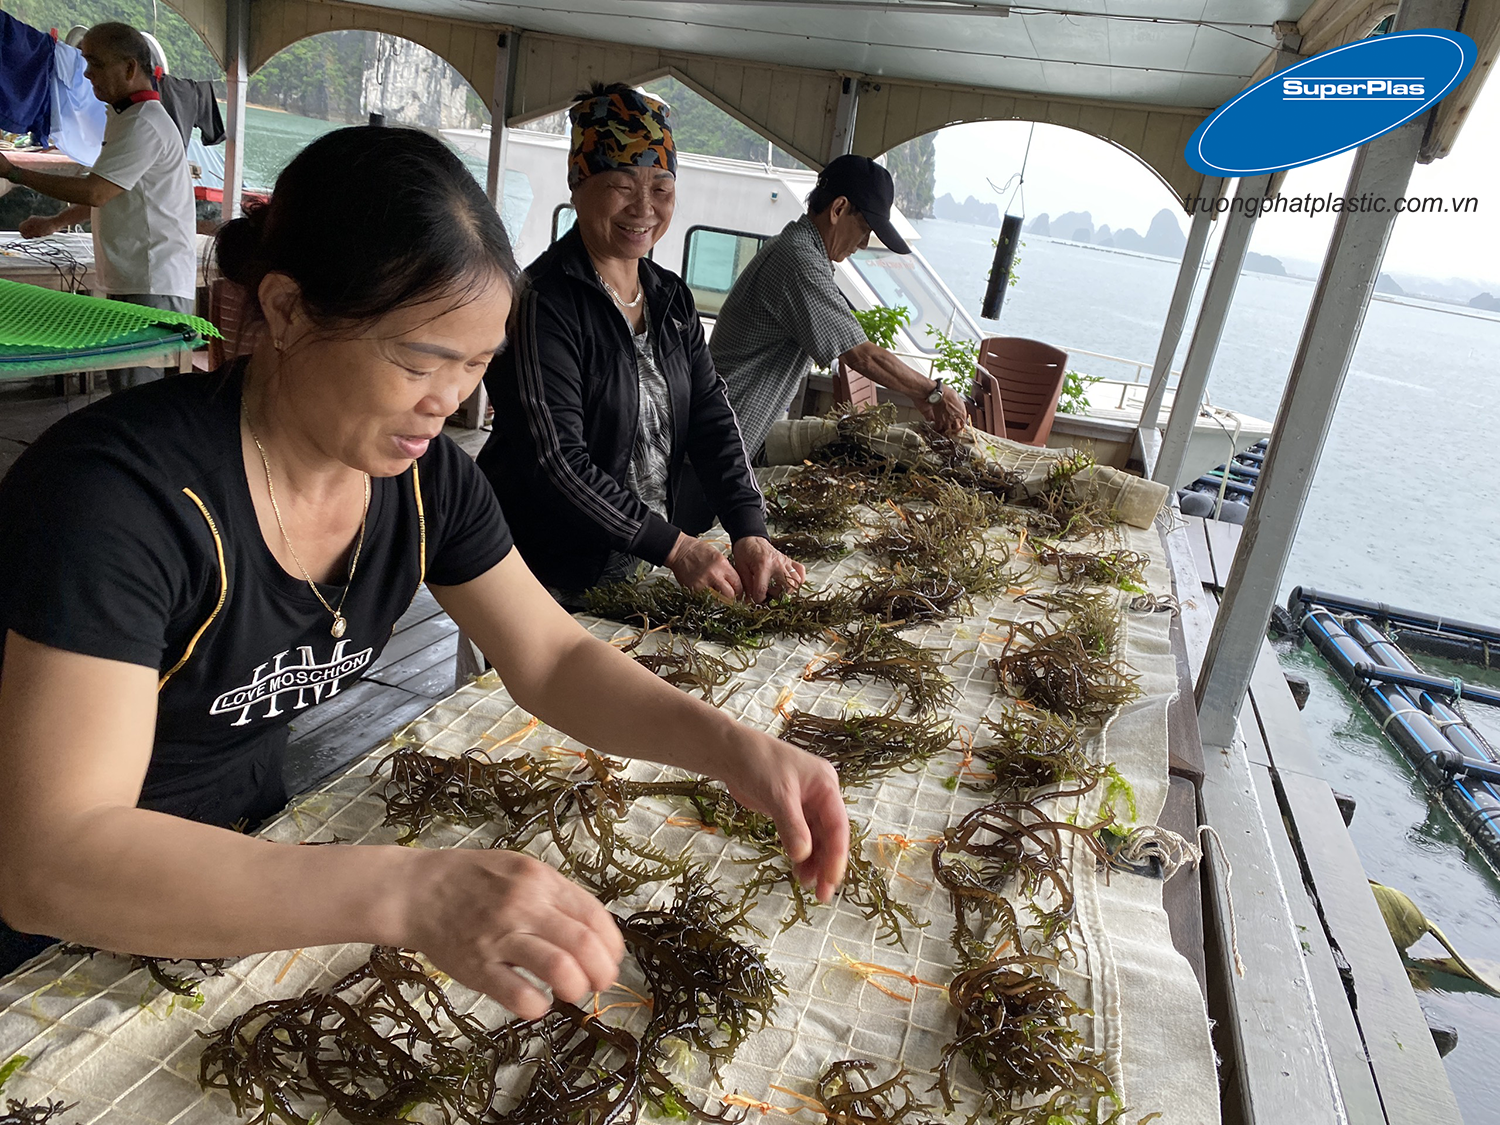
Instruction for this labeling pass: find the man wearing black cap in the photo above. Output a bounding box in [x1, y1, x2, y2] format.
[705, 155, 968, 468]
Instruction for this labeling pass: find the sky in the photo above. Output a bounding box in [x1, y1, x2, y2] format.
[931, 75, 1500, 290]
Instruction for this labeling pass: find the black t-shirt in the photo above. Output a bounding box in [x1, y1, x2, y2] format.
[0, 362, 512, 829]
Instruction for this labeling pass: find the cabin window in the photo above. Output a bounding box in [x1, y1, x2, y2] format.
[848, 247, 978, 355]
[682, 226, 769, 317]
[551, 204, 576, 243]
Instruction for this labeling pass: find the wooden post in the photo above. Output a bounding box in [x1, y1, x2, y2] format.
[827, 75, 859, 164]
[484, 31, 516, 209]
[1151, 173, 1272, 490]
[1195, 0, 1467, 751]
[1137, 176, 1221, 437]
[220, 0, 250, 220]
[462, 30, 517, 430]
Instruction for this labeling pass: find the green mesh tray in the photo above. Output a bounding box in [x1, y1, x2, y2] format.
[0, 279, 221, 348]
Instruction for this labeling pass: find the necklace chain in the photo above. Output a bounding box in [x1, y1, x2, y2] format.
[596, 270, 643, 309]
[243, 403, 371, 639]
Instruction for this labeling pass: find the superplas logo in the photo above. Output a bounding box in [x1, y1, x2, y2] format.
[1186, 29, 1475, 176]
[1281, 78, 1425, 99]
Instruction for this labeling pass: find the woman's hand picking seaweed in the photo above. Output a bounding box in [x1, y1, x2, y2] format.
[720, 732, 849, 902]
[401, 848, 625, 1018]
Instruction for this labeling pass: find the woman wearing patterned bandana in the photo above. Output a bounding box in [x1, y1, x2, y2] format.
[478, 83, 805, 605]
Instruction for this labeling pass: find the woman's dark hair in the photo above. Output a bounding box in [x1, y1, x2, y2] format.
[215, 126, 519, 327]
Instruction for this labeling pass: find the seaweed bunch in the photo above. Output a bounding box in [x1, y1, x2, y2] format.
[804, 622, 956, 714]
[766, 467, 865, 536]
[1020, 452, 1115, 540]
[771, 532, 850, 563]
[808, 402, 901, 470]
[914, 427, 1025, 502]
[56, 944, 228, 998]
[1036, 546, 1148, 591]
[968, 709, 1104, 798]
[620, 877, 784, 1098]
[379, 748, 569, 845]
[585, 580, 859, 647]
[623, 631, 750, 705]
[933, 798, 1113, 958]
[935, 953, 1125, 1125]
[199, 946, 644, 1125]
[379, 749, 697, 902]
[989, 618, 1140, 721]
[780, 705, 955, 785]
[864, 504, 1010, 602]
[738, 820, 925, 948]
[813, 1060, 942, 1125]
[0, 1102, 76, 1125]
[850, 567, 969, 627]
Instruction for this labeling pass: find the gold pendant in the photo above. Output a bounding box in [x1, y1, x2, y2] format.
[331, 614, 347, 639]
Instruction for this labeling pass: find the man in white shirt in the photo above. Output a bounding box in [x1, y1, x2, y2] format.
[0, 22, 198, 391]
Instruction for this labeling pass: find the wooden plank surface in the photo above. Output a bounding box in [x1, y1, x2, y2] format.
[1275, 763, 1462, 1124]
[1246, 737, 1386, 1124]
[1195, 704, 1344, 1125]
[1159, 776, 1207, 1000]
[284, 683, 432, 796]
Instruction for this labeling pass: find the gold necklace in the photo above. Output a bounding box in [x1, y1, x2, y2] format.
[243, 403, 371, 639]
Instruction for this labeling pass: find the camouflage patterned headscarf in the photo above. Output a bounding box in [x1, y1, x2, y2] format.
[567, 85, 676, 190]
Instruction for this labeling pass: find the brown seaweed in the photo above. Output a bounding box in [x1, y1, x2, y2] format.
[989, 618, 1140, 721]
[199, 946, 647, 1125]
[850, 568, 969, 627]
[0, 1102, 76, 1125]
[378, 749, 697, 903]
[780, 705, 955, 786]
[966, 709, 1104, 799]
[737, 820, 924, 948]
[56, 944, 228, 998]
[584, 581, 859, 648]
[813, 1060, 942, 1125]
[1035, 546, 1148, 591]
[933, 798, 1114, 959]
[803, 622, 956, 714]
[935, 953, 1127, 1125]
[623, 632, 750, 705]
[766, 468, 865, 536]
[619, 877, 784, 1097]
[770, 532, 850, 563]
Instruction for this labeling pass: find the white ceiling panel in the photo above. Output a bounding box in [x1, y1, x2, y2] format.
[337, 0, 1316, 107]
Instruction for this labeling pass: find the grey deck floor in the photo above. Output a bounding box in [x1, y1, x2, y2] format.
[0, 376, 490, 799]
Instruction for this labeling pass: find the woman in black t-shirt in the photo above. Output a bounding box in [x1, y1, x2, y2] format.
[0, 127, 848, 1014]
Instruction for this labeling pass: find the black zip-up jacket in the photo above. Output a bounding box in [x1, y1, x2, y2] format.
[477, 228, 767, 593]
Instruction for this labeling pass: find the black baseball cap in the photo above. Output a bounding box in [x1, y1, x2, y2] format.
[816, 154, 911, 254]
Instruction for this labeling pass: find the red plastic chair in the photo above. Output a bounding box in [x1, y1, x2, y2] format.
[966, 369, 1007, 438]
[976, 336, 1068, 446]
[833, 357, 882, 412]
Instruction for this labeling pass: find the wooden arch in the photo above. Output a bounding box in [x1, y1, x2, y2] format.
[852, 78, 1210, 207]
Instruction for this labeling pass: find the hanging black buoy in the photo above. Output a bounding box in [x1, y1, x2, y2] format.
[981, 213, 1024, 321]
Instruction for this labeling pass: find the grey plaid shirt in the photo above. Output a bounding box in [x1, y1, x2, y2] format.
[709, 215, 869, 456]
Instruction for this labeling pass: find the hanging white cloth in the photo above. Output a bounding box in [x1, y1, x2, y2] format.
[49, 39, 107, 165]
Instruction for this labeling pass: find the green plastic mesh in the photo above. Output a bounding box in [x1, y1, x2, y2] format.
[0, 279, 221, 348]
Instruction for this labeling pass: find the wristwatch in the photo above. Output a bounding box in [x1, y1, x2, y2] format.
[926, 377, 945, 404]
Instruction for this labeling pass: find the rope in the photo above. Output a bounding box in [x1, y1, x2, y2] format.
[1199, 824, 1246, 977]
[1115, 824, 1200, 881]
[1379, 704, 1425, 733]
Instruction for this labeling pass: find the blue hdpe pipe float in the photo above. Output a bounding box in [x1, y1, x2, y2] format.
[1291, 592, 1500, 871]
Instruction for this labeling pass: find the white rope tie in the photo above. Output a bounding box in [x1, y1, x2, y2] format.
[1199, 824, 1246, 978]
[1115, 824, 1201, 881]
